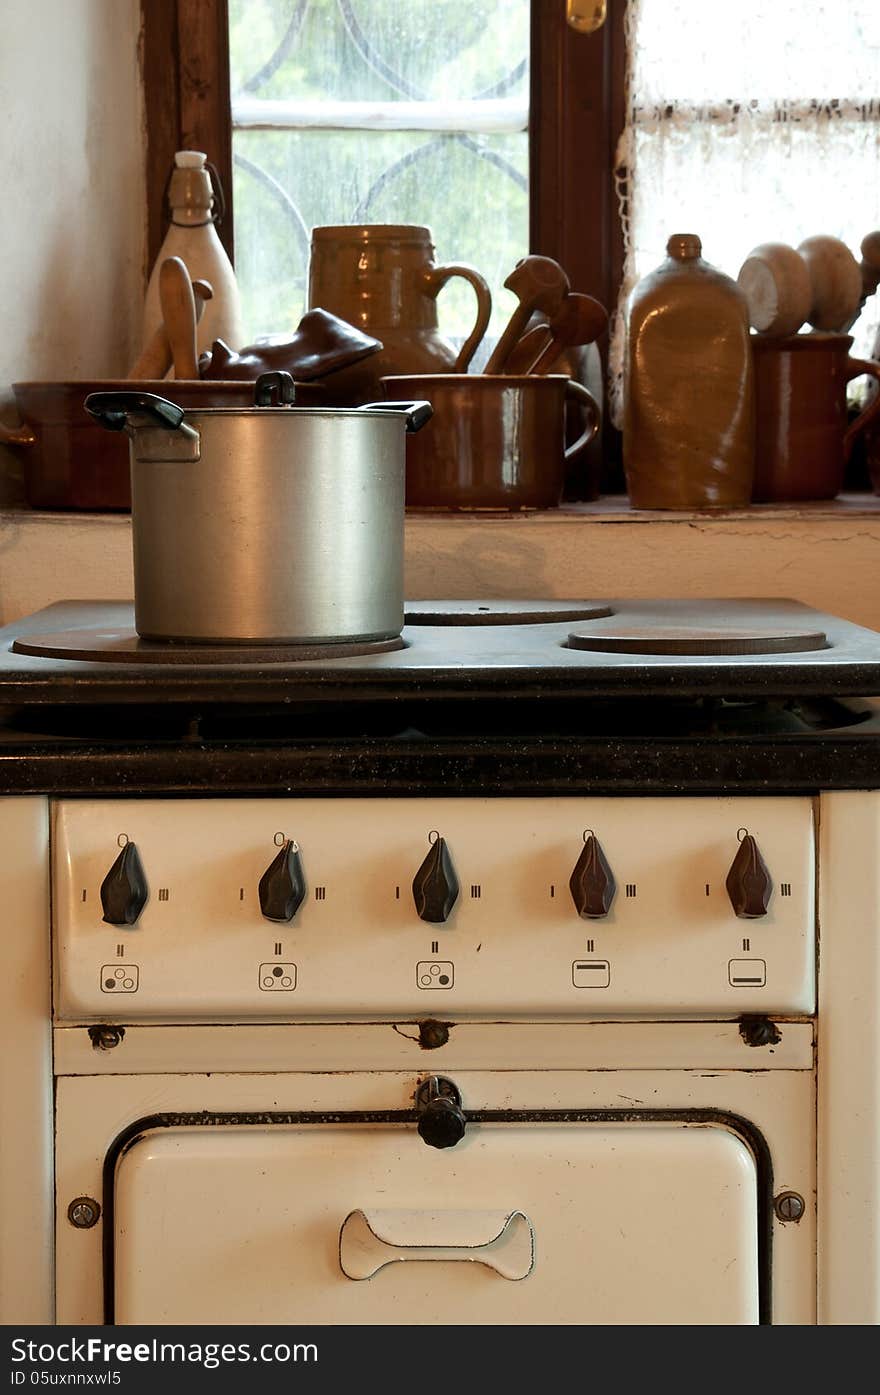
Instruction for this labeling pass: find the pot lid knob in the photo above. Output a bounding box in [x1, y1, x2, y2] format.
[254, 371, 296, 406]
[412, 835, 460, 924]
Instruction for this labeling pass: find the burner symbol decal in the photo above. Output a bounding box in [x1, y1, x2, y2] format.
[259, 962, 297, 991]
[416, 960, 454, 990]
[100, 965, 139, 993]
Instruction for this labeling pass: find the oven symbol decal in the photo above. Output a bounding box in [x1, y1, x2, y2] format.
[259, 962, 297, 991]
[728, 959, 767, 987]
[417, 960, 454, 989]
[572, 960, 611, 988]
[100, 965, 139, 993]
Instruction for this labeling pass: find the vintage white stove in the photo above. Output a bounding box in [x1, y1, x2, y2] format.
[1, 598, 879, 1325]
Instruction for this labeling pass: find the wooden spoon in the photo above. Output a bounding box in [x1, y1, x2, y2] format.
[798, 235, 863, 333]
[484, 256, 570, 373]
[159, 255, 200, 379]
[128, 277, 213, 379]
[530, 292, 608, 373]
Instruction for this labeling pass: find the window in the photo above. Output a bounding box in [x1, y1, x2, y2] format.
[143, 0, 624, 358]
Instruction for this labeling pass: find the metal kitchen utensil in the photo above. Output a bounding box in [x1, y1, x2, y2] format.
[84, 372, 432, 643]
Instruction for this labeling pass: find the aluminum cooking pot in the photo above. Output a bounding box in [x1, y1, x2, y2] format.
[85, 372, 432, 644]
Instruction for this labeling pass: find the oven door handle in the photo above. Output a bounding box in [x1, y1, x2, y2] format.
[338, 1208, 535, 1281]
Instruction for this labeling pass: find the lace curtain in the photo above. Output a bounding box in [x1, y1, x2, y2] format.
[609, 0, 880, 425]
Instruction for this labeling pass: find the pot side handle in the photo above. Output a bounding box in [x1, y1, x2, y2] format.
[0, 419, 36, 448]
[84, 391, 186, 433]
[360, 400, 434, 433]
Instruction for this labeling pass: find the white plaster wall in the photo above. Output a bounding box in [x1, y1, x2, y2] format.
[0, 0, 145, 500]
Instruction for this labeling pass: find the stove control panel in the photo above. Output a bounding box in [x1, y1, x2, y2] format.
[52, 796, 816, 1021]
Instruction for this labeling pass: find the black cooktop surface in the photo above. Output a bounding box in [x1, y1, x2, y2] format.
[1, 597, 879, 705]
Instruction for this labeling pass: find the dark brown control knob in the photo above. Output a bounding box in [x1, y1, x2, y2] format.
[726, 834, 773, 918]
[416, 1076, 466, 1150]
[412, 837, 459, 924]
[100, 842, 149, 926]
[569, 834, 616, 918]
[259, 840, 306, 922]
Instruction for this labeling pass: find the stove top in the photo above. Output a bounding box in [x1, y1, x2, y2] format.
[0, 598, 878, 797]
[2, 597, 880, 706]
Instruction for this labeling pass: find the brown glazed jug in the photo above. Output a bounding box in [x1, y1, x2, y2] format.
[752, 333, 880, 501]
[307, 225, 491, 404]
[623, 233, 754, 508]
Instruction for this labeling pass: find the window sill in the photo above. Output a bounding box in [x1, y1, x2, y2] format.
[2, 495, 880, 633]
[3, 492, 880, 527]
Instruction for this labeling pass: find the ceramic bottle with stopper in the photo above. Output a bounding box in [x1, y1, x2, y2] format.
[623, 233, 754, 508]
[140, 151, 244, 361]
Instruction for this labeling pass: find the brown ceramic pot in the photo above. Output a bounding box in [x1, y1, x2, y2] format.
[381, 373, 599, 510]
[0, 379, 324, 511]
[307, 225, 491, 405]
[752, 333, 880, 502]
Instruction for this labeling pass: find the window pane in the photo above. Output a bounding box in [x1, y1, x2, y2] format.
[622, 0, 880, 366]
[232, 127, 527, 341]
[229, 0, 529, 344]
[230, 0, 529, 103]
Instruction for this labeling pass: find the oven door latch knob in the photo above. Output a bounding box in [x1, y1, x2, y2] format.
[259, 840, 306, 922]
[416, 1076, 467, 1149]
[726, 833, 773, 918]
[569, 833, 616, 918]
[100, 842, 149, 926]
[412, 836, 460, 924]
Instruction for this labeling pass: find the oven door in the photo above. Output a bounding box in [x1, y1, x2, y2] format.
[110, 1115, 761, 1325]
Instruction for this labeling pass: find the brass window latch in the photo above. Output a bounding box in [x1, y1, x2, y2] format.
[566, 0, 607, 33]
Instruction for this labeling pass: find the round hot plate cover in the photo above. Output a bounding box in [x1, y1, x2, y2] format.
[406, 599, 614, 626]
[566, 625, 828, 656]
[11, 628, 406, 665]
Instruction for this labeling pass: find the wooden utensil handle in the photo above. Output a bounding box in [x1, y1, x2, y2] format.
[160, 256, 199, 380]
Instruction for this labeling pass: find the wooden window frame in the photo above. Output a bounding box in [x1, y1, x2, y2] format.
[142, 0, 627, 306]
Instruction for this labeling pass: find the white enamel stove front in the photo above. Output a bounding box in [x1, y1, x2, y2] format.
[49, 795, 820, 1325]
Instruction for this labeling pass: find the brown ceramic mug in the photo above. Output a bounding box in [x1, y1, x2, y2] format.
[752, 332, 880, 502]
[381, 373, 600, 510]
